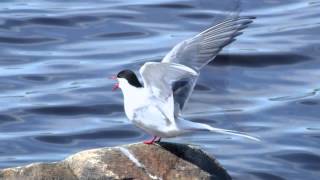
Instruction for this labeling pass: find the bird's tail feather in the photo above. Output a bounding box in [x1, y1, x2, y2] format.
[178, 119, 260, 141]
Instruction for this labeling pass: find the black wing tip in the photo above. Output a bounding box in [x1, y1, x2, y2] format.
[244, 16, 256, 19]
[238, 16, 256, 24]
[238, 16, 256, 20]
[220, 16, 256, 24]
[236, 16, 256, 30]
[233, 31, 243, 38]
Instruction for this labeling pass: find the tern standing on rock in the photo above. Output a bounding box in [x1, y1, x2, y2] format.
[111, 16, 260, 144]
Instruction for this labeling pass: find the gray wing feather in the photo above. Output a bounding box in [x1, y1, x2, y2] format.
[140, 62, 198, 120]
[140, 62, 198, 99]
[160, 16, 255, 114]
[162, 16, 255, 70]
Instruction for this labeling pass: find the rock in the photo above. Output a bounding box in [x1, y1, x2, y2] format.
[0, 142, 231, 180]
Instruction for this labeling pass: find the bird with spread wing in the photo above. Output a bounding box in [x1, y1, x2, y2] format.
[111, 16, 260, 144]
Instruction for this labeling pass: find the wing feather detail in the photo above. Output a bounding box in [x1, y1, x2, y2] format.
[139, 16, 255, 120]
[162, 16, 255, 70]
[140, 62, 198, 121]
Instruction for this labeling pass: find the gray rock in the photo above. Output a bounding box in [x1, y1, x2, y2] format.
[0, 142, 231, 180]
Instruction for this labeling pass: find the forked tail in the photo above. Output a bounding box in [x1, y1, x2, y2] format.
[178, 118, 260, 141]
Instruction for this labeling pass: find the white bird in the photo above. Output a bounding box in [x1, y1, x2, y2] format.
[111, 16, 260, 144]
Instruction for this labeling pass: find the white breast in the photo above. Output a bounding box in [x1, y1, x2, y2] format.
[123, 92, 147, 121]
[118, 78, 182, 138]
[118, 79, 148, 121]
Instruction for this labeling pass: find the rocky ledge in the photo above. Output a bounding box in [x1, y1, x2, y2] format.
[0, 142, 231, 180]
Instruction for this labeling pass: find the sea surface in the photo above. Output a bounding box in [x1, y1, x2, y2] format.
[0, 0, 319, 179]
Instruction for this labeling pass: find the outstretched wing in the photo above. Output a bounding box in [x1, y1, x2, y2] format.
[160, 16, 255, 113]
[162, 16, 255, 70]
[139, 62, 198, 121]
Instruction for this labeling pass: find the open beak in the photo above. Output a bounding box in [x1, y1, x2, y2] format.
[109, 75, 117, 80]
[112, 82, 119, 91]
[109, 75, 119, 91]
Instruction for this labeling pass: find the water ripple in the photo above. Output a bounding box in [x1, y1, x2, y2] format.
[0, 36, 58, 44]
[144, 3, 194, 9]
[27, 104, 122, 116]
[93, 31, 148, 39]
[249, 172, 286, 180]
[35, 129, 141, 144]
[0, 114, 20, 125]
[212, 53, 311, 67]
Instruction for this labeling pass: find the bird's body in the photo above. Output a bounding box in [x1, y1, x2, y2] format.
[119, 77, 188, 138]
[112, 16, 260, 143]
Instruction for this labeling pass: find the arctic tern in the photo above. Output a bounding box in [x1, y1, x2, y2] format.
[111, 16, 259, 144]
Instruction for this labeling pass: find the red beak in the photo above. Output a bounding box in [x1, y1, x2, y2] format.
[109, 75, 117, 80]
[112, 82, 119, 91]
[109, 75, 119, 91]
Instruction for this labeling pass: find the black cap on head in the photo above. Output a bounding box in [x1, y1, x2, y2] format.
[117, 70, 143, 88]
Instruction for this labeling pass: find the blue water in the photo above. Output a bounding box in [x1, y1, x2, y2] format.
[0, 0, 320, 179]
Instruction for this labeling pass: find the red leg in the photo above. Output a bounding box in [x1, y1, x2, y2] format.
[143, 136, 157, 145]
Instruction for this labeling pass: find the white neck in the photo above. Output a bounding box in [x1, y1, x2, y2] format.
[121, 85, 143, 100]
[118, 79, 142, 98]
[118, 78, 146, 120]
